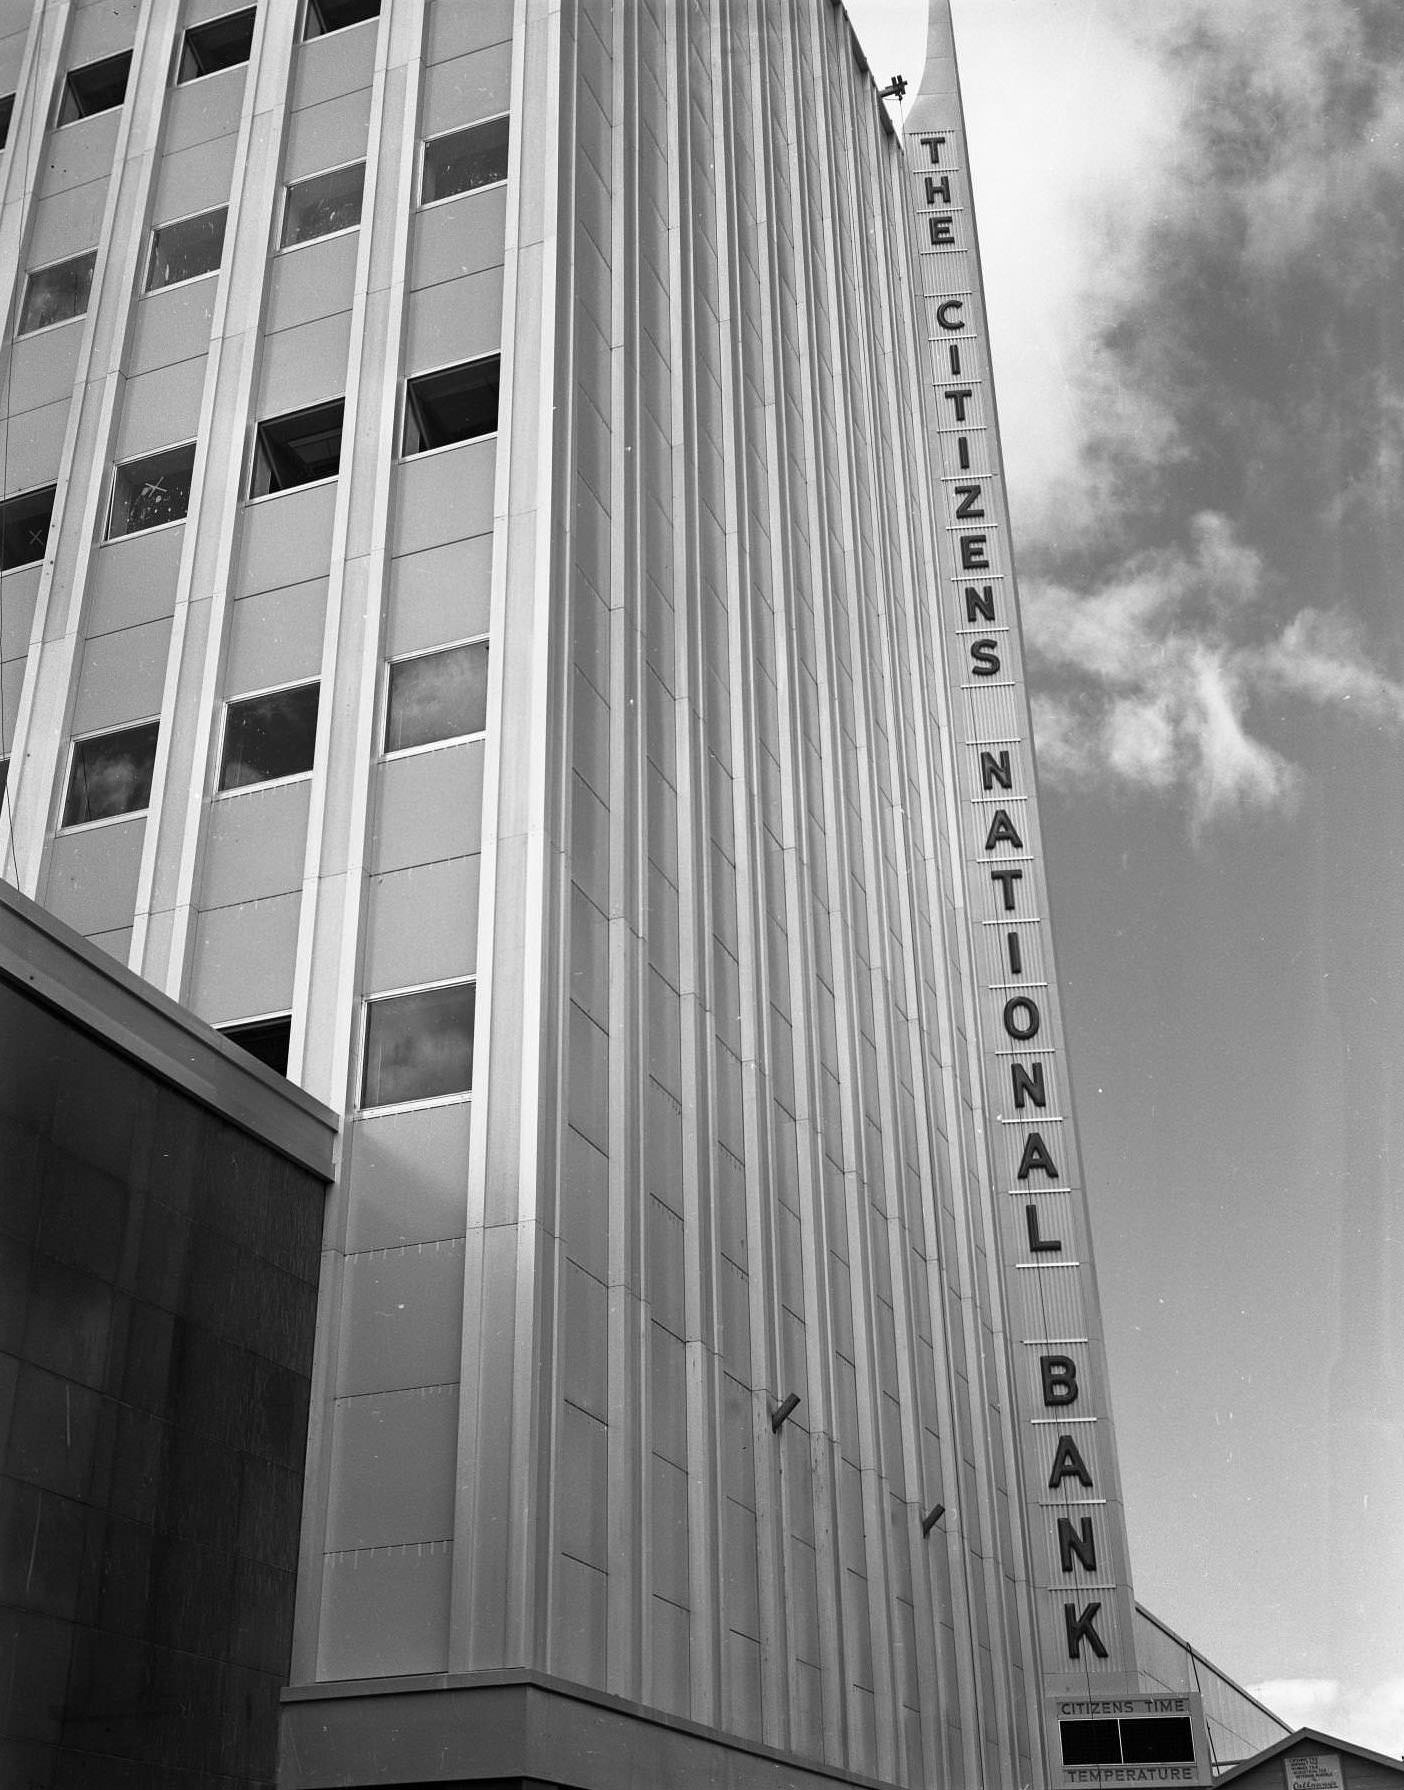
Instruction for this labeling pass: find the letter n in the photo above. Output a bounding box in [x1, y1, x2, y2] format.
[1058, 1516, 1097, 1572]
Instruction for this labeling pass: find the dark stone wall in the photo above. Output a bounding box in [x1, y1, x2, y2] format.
[0, 978, 326, 1789]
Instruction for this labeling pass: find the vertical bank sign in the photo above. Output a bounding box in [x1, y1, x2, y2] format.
[903, 114, 1144, 1704]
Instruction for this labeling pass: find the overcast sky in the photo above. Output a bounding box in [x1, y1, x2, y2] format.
[850, 0, 1404, 1759]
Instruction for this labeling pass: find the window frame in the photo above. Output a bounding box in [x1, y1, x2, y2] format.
[55, 51, 133, 127]
[247, 399, 346, 500]
[400, 356, 501, 459]
[277, 156, 367, 251]
[357, 975, 478, 1114]
[215, 676, 322, 796]
[60, 717, 161, 832]
[18, 249, 98, 337]
[381, 635, 490, 760]
[145, 204, 229, 292]
[105, 441, 199, 541]
[175, 8, 257, 83]
[418, 114, 511, 209]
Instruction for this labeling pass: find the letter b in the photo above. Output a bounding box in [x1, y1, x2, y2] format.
[1040, 1354, 1078, 1407]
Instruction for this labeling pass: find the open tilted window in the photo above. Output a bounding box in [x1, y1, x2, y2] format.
[57, 52, 131, 124]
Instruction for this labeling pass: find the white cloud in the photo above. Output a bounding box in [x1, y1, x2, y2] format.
[1250, 1676, 1404, 1760]
[1024, 512, 1404, 830]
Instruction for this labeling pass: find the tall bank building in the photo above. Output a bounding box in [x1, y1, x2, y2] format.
[0, 0, 1288, 1784]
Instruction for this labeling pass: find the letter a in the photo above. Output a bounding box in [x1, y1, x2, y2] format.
[1016, 1132, 1059, 1180]
[1048, 1435, 1093, 1490]
[984, 810, 1025, 851]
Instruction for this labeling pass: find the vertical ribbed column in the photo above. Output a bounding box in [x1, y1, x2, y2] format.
[128, 1, 298, 991]
[288, 0, 427, 1680]
[450, 0, 565, 1674]
[6, 0, 178, 895]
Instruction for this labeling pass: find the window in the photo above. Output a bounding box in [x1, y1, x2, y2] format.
[304, 0, 379, 37]
[0, 486, 56, 571]
[63, 721, 159, 826]
[19, 251, 97, 334]
[402, 358, 500, 455]
[280, 161, 364, 247]
[219, 682, 320, 790]
[250, 400, 344, 495]
[219, 1014, 292, 1075]
[57, 52, 132, 125]
[362, 982, 475, 1108]
[421, 117, 509, 204]
[385, 642, 488, 753]
[147, 208, 227, 289]
[0, 94, 14, 151]
[0, 759, 9, 805]
[108, 445, 196, 537]
[177, 9, 256, 81]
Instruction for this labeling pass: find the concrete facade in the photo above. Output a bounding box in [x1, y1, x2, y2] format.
[0, 2, 1286, 1785]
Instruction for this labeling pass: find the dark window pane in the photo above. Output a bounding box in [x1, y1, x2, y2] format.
[362, 983, 475, 1108]
[178, 9, 256, 81]
[20, 251, 96, 333]
[0, 759, 8, 805]
[251, 401, 345, 495]
[0, 486, 56, 570]
[63, 722, 159, 826]
[219, 683, 320, 790]
[385, 642, 488, 753]
[220, 1015, 292, 1076]
[403, 358, 500, 454]
[281, 162, 364, 246]
[147, 208, 227, 289]
[0, 93, 14, 151]
[1119, 1720, 1196, 1765]
[421, 116, 509, 204]
[304, 0, 379, 39]
[1061, 1722, 1123, 1767]
[57, 52, 131, 124]
[108, 445, 196, 537]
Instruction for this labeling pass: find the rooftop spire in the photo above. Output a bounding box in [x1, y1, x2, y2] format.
[905, 0, 961, 134]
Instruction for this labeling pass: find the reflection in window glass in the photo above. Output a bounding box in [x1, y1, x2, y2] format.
[281, 162, 364, 246]
[421, 117, 509, 204]
[385, 642, 488, 753]
[362, 982, 475, 1108]
[219, 682, 320, 790]
[250, 401, 344, 496]
[0, 486, 56, 570]
[147, 208, 227, 289]
[108, 445, 197, 537]
[19, 251, 97, 333]
[63, 721, 160, 826]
